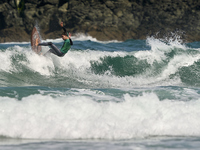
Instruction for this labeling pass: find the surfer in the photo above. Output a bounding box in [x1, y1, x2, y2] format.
[36, 22, 73, 57]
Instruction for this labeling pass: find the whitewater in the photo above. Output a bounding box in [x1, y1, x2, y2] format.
[1, 33, 200, 149]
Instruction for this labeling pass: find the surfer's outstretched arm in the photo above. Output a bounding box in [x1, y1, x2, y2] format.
[60, 22, 73, 44]
[60, 22, 71, 38]
[62, 27, 67, 32]
[60, 22, 66, 32]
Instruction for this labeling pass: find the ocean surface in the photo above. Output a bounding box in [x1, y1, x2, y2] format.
[1, 33, 200, 149]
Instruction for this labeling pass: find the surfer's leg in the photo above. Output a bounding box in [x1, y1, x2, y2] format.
[38, 42, 51, 46]
[48, 44, 65, 57]
[43, 49, 65, 57]
[39, 42, 65, 57]
[38, 42, 52, 56]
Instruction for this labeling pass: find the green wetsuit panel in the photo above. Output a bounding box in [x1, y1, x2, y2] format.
[60, 39, 71, 53]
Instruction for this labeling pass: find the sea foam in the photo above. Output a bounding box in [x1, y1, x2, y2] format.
[0, 89, 200, 139]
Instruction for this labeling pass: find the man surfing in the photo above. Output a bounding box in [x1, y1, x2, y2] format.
[36, 22, 73, 57]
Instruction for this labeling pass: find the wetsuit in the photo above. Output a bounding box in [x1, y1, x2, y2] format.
[38, 27, 73, 57]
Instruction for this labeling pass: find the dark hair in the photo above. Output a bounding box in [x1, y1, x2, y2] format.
[62, 32, 69, 36]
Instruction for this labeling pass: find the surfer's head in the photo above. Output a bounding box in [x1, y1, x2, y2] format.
[61, 32, 69, 40]
[62, 31, 69, 36]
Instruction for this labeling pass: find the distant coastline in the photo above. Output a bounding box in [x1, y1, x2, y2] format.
[1, 0, 200, 43]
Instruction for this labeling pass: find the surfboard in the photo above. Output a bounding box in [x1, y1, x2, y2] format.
[31, 27, 41, 54]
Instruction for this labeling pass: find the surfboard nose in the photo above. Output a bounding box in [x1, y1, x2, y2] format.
[31, 27, 42, 54]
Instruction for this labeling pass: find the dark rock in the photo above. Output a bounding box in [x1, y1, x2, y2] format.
[58, 2, 68, 12]
[0, 0, 6, 4]
[105, 1, 115, 10]
[0, 27, 29, 43]
[25, 3, 37, 10]
[25, 0, 42, 4]
[42, 0, 59, 5]
[1, 0, 200, 42]
[8, 0, 16, 8]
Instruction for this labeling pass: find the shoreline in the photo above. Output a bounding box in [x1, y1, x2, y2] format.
[0, 33, 123, 44]
[0, 32, 196, 44]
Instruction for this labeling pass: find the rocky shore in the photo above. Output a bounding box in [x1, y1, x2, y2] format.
[1, 0, 200, 43]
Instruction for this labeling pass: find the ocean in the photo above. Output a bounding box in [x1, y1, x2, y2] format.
[0, 33, 200, 149]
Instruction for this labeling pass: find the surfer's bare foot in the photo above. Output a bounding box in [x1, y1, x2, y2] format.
[35, 38, 39, 46]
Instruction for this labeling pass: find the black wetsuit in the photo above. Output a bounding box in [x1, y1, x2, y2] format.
[38, 27, 73, 57]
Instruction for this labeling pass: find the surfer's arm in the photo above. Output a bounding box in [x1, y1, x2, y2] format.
[61, 22, 71, 38]
[69, 39, 73, 45]
[68, 33, 73, 45]
[62, 27, 67, 32]
[60, 22, 67, 32]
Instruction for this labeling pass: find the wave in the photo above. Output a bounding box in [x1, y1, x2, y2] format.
[0, 36, 200, 87]
[0, 45, 134, 88]
[0, 87, 200, 139]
